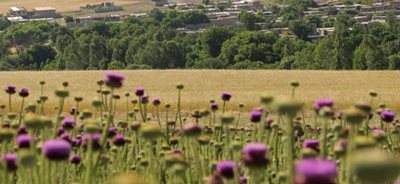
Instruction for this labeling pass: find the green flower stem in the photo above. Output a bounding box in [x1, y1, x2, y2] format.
[345, 124, 355, 184]
[126, 96, 129, 123]
[175, 89, 182, 128]
[18, 97, 25, 125]
[286, 115, 295, 184]
[222, 101, 226, 114]
[73, 101, 80, 124]
[84, 134, 94, 184]
[138, 97, 146, 122]
[100, 88, 114, 146]
[53, 97, 66, 138]
[143, 103, 148, 122]
[321, 117, 328, 158]
[8, 94, 12, 112]
[364, 118, 370, 136]
[273, 129, 280, 170]
[236, 108, 242, 128]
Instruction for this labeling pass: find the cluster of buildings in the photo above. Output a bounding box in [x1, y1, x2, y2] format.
[6, 6, 58, 23]
[2, 0, 400, 38]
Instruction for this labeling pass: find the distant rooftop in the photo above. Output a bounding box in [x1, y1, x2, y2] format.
[33, 7, 56, 11]
[10, 7, 26, 11]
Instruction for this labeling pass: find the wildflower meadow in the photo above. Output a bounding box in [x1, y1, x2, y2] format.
[0, 72, 400, 184]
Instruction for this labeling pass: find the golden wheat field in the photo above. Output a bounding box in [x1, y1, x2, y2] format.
[0, 70, 399, 115]
[0, 0, 203, 15]
[0, 0, 137, 14]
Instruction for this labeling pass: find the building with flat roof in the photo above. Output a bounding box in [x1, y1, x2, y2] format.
[9, 7, 28, 17]
[29, 7, 57, 18]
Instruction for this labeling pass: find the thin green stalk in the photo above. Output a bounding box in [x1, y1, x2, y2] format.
[73, 101, 79, 123]
[175, 90, 182, 128]
[18, 97, 25, 125]
[84, 134, 94, 184]
[126, 96, 129, 123]
[222, 101, 226, 114]
[286, 115, 295, 184]
[53, 97, 65, 138]
[100, 88, 114, 147]
[8, 94, 12, 112]
[156, 106, 161, 127]
[138, 97, 146, 122]
[321, 118, 328, 158]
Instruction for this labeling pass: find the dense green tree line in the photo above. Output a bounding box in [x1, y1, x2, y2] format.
[0, 9, 400, 70]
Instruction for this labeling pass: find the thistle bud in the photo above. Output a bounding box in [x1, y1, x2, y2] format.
[84, 119, 100, 134]
[74, 97, 83, 102]
[176, 84, 184, 90]
[18, 150, 36, 167]
[220, 115, 235, 124]
[140, 124, 163, 140]
[55, 89, 69, 98]
[260, 93, 274, 105]
[351, 148, 400, 183]
[23, 113, 44, 130]
[92, 98, 102, 107]
[0, 128, 14, 142]
[290, 81, 300, 87]
[273, 98, 303, 117]
[344, 107, 366, 125]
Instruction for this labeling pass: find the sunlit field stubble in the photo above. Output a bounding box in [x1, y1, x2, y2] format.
[0, 70, 399, 116]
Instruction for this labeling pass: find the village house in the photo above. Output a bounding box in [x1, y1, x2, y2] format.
[29, 7, 57, 18]
[153, 0, 169, 6]
[8, 7, 28, 17]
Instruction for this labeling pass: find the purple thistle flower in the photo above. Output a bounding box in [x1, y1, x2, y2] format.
[221, 92, 232, 101]
[69, 107, 78, 115]
[16, 134, 32, 149]
[211, 102, 219, 111]
[71, 138, 82, 147]
[135, 87, 145, 97]
[113, 134, 125, 146]
[152, 98, 161, 106]
[105, 72, 124, 88]
[253, 107, 264, 112]
[57, 127, 65, 136]
[216, 160, 236, 179]
[265, 118, 273, 130]
[172, 148, 183, 154]
[17, 125, 27, 135]
[60, 132, 71, 143]
[5, 85, 16, 95]
[107, 127, 117, 138]
[82, 133, 102, 150]
[295, 158, 338, 184]
[62, 117, 75, 130]
[140, 95, 149, 104]
[70, 154, 81, 165]
[19, 87, 29, 97]
[207, 174, 224, 184]
[313, 99, 334, 112]
[2, 122, 10, 128]
[381, 110, 395, 123]
[240, 176, 248, 184]
[249, 110, 262, 123]
[183, 123, 202, 136]
[334, 139, 347, 153]
[42, 140, 71, 161]
[372, 128, 385, 136]
[242, 143, 269, 167]
[2, 153, 17, 172]
[303, 139, 320, 152]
